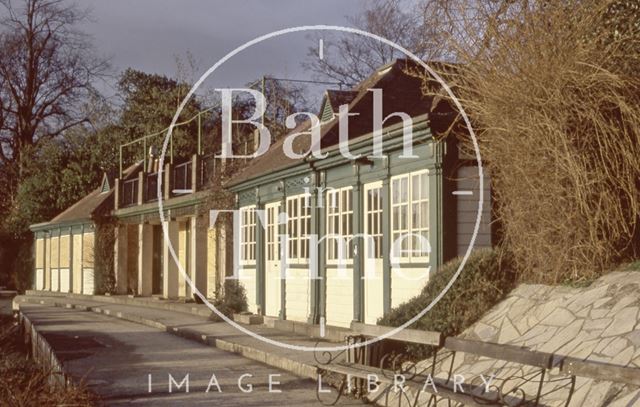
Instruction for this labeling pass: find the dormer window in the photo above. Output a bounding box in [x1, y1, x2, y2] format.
[100, 173, 111, 194]
[320, 99, 335, 123]
[319, 90, 358, 124]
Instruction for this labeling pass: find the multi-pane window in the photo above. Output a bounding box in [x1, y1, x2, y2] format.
[300, 197, 311, 259]
[326, 187, 353, 261]
[240, 206, 256, 262]
[391, 170, 429, 260]
[411, 172, 429, 256]
[365, 183, 383, 258]
[266, 204, 280, 261]
[286, 195, 311, 261]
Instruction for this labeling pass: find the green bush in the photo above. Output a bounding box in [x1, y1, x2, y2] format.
[378, 248, 516, 357]
[209, 280, 248, 322]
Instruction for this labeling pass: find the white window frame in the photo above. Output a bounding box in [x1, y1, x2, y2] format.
[285, 194, 310, 264]
[364, 181, 383, 259]
[326, 186, 353, 264]
[390, 169, 430, 263]
[265, 202, 281, 262]
[240, 205, 256, 265]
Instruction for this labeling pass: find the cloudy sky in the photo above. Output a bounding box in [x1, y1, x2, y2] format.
[81, 0, 367, 104]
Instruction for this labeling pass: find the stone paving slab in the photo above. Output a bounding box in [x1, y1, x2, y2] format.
[438, 271, 640, 407]
[19, 303, 361, 406]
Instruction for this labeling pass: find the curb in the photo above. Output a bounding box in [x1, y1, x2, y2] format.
[18, 312, 71, 388]
[14, 296, 318, 380]
[24, 290, 212, 318]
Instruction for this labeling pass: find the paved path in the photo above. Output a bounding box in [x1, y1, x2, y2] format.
[14, 294, 340, 379]
[20, 303, 359, 406]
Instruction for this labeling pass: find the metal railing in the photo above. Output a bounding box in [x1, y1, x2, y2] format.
[116, 76, 348, 178]
[145, 172, 159, 202]
[173, 160, 192, 192]
[118, 78, 262, 179]
[121, 178, 138, 207]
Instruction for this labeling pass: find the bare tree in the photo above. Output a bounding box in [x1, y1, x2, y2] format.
[0, 0, 108, 179]
[303, 0, 451, 85]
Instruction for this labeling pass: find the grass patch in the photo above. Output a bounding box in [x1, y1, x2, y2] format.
[0, 315, 97, 406]
[559, 276, 599, 288]
[617, 260, 640, 272]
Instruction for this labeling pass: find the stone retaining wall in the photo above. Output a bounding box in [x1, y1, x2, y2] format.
[447, 271, 640, 406]
[19, 312, 70, 388]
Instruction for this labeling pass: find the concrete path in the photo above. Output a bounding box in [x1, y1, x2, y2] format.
[14, 294, 341, 380]
[20, 303, 359, 406]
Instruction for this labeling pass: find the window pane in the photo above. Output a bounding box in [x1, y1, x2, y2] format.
[400, 206, 407, 229]
[401, 178, 408, 202]
[392, 207, 399, 231]
[418, 230, 429, 256]
[392, 179, 400, 204]
[421, 202, 429, 228]
[420, 173, 429, 199]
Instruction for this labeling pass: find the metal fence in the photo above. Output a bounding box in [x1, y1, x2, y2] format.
[121, 178, 138, 207]
[173, 160, 192, 192]
[145, 172, 159, 202]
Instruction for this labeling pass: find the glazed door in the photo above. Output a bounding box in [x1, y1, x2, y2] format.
[363, 181, 384, 324]
[264, 202, 281, 317]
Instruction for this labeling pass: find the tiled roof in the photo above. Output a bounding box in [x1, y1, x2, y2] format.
[325, 90, 359, 113]
[31, 162, 142, 229]
[228, 59, 435, 187]
[47, 188, 113, 225]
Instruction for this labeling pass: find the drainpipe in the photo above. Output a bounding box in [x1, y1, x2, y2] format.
[304, 154, 322, 325]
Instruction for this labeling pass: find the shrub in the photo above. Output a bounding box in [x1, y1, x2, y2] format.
[12, 239, 32, 292]
[95, 222, 116, 294]
[378, 248, 515, 357]
[209, 280, 248, 321]
[437, 0, 640, 283]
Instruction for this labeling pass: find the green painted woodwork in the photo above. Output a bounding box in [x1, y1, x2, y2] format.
[229, 116, 451, 324]
[320, 99, 334, 122]
[101, 174, 111, 193]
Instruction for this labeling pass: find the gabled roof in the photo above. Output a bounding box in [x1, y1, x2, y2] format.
[227, 59, 436, 188]
[100, 172, 113, 193]
[46, 187, 113, 226]
[320, 90, 359, 122]
[30, 162, 141, 231]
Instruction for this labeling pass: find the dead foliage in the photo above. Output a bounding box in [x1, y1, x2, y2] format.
[0, 315, 98, 407]
[430, 0, 640, 283]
